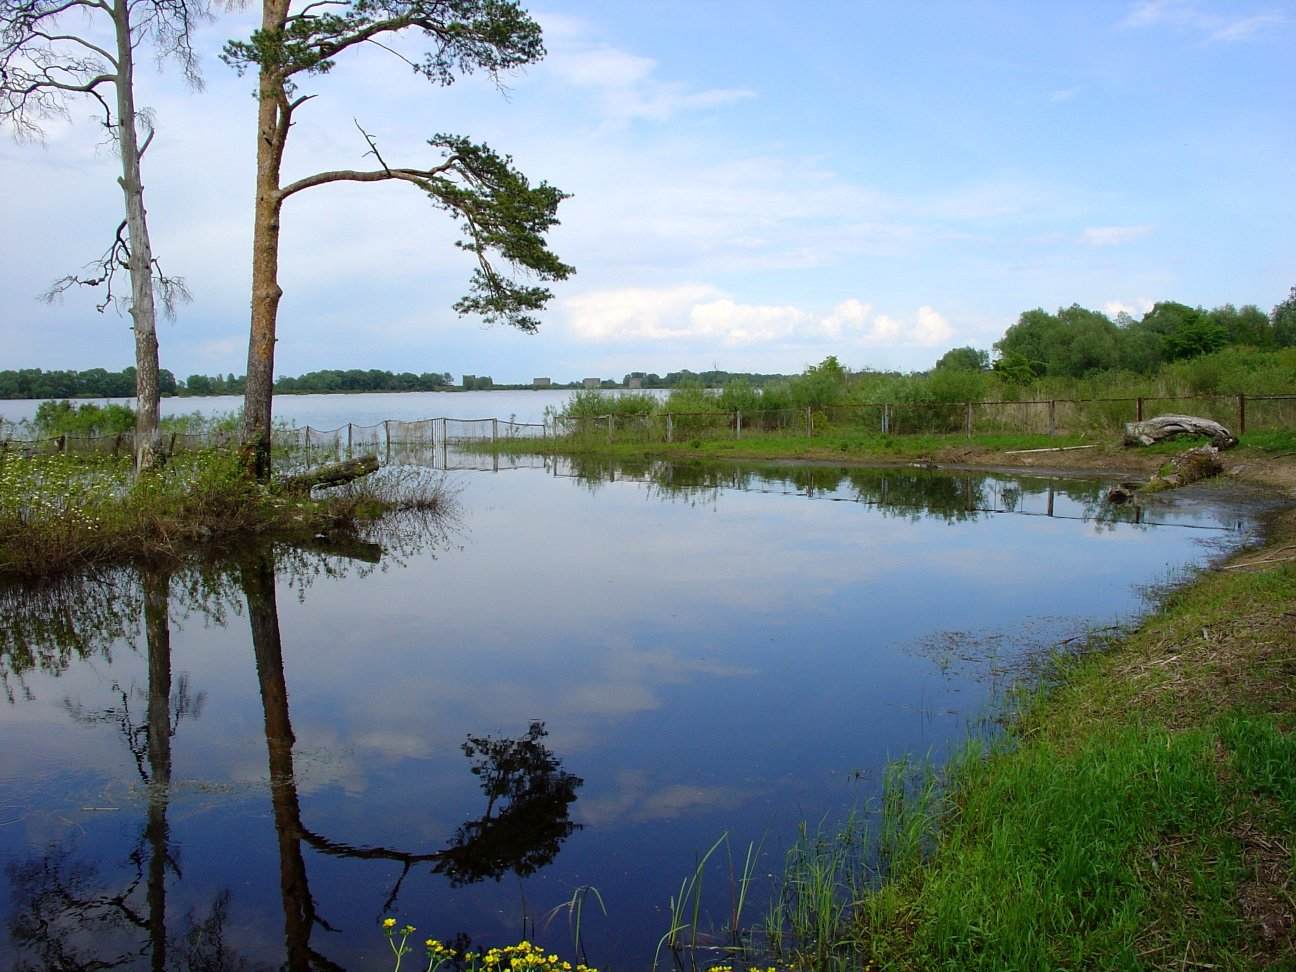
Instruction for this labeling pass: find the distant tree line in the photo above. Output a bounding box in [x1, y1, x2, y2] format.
[202, 369, 455, 395]
[620, 369, 795, 388]
[0, 368, 178, 400]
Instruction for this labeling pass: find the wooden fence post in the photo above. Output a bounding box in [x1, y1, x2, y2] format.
[666, 412, 673, 443]
[735, 409, 742, 439]
[606, 415, 613, 444]
[806, 407, 813, 437]
[1048, 400, 1057, 437]
[1237, 393, 1247, 436]
[492, 417, 499, 446]
[965, 402, 973, 438]
[58, 434, 66, 454]
[1136, 397, 1144, 422]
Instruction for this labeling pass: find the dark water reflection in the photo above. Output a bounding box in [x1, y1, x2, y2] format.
[0, 459, 1274, 970]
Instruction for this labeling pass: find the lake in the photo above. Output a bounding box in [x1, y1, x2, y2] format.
[0, 457, 1271, 970]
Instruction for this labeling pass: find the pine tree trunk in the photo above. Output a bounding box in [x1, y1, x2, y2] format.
[241, 0, 291, 483]
[113, 0, 163, 472]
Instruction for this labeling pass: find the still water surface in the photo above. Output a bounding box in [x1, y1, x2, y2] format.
[0, 458, 1268, 970]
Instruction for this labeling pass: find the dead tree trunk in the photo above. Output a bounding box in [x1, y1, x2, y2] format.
[1147, 446, 1225, 491]
[1123, 415, 1238, 450]
[276, 454, 379, 494]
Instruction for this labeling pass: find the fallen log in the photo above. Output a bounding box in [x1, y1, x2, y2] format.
[277, 454, 380, 494]
[1146, 446, 1224, 491]
[1123, 415, 1237, 450]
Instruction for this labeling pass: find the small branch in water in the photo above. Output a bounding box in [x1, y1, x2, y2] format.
[1002, 445, 1100, 455]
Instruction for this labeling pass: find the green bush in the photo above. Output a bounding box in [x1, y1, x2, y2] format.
[33, 400, 136, 437]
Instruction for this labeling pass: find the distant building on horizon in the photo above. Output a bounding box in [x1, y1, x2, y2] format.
[533, 377, 551, 388]
[582, 377, 600, 389]
[626, 376, 642, 389]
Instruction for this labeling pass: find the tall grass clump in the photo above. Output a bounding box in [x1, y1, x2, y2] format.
[0, 447, 448, 577]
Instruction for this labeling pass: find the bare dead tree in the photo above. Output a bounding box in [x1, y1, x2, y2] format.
[1, 0, 208, 471]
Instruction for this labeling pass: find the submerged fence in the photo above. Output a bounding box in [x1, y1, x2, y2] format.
[0, 416, 547, 469]
[1, 392, 1292, 461]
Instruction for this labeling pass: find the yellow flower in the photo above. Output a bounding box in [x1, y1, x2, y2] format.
[383, 918, 398, 929]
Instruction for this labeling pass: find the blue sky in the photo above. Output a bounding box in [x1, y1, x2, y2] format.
[2, 0, 1292, 383]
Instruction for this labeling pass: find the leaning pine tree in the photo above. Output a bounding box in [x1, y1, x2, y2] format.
[1, 0, 202, 471]
[221, 0, 573, 481]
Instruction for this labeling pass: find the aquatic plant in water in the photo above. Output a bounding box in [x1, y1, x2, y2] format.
[384, 920, 600, 972]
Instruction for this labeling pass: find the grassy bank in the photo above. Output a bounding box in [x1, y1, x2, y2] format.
[485, 426, 1296, 479]
[735, 507, 1295, 972]
[0, 448, 444, 578]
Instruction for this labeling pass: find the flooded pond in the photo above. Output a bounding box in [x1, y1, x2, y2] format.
[0, 458, 1272, 970]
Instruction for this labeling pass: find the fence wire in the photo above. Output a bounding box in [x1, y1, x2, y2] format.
[0, 394, 1289, 465]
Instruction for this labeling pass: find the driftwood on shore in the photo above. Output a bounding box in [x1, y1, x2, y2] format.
[277, 454, 379, 494]
[1108, 445, 1226, 503]
[1123, 415, 1238, 450]
[1147, 446, 1224, 490]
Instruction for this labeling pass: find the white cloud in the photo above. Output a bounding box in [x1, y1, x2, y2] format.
[1103, 297, 1156, 318]
[564, 287, 953, 349]
[913, 306, 955, 346]
[1080, 224, 1154, 246]
[1120, 1, 1284, 42]
[539, 16, 755, 123]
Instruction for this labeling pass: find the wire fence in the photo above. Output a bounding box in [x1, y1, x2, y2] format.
[552, 392, 1295, 442]
[1, 393, 1291, 465]
[0, 416, 548, 471]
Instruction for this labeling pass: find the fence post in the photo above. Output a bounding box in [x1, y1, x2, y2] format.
[666, 412, 673, 443]
[58, 434, 66, 454]
[1237, 393, 1247, 436]
[1048, 400, 1057, 437]
[806, 407, 813, 437]
[345, 422, 353, 457]
[1136, 397, 1144, 422]
[168, 432, 177, 457]
[492, 417, 499, 447]
[964, 402, 973, 438]
[735, 409, 742, 439]
[606, 415, 614, 444]
[113, 432, 123, 456]
[384, 419, 392, 460]
[881, 403, 888, 435]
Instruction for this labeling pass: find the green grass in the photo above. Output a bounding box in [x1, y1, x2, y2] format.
[0, 448, 445, 578]
[695, 515, 1296, 972]
[850, 531, 1296, 971]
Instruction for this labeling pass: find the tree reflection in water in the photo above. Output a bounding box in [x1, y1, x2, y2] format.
[6, 564, 254, 972]
[243, 545, 582, 965]
[5, 498, 582, 970]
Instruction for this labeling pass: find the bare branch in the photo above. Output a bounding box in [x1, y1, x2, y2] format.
[285, 0, 349, 20]
[278, 164, 451, 199]
[30, 31, 118, 66]
[362, 35, 417, 70]
[354, 118, 389, 174]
